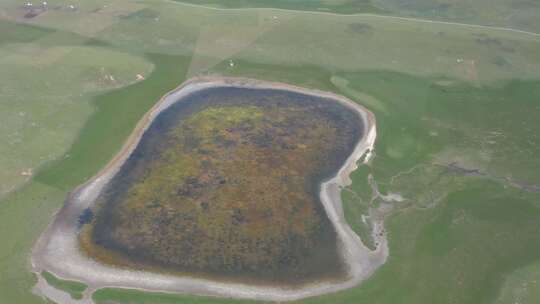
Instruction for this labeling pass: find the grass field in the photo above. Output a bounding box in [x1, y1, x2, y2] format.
[0, 18, 153, 198]
[171, 0, 383, 14]
[41, 271, 87, 300]
[170, 0, 540, 33]
[0, 0, 539, 303]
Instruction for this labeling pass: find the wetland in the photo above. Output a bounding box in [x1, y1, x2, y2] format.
[31, 78, 381, 301]
[80, 84, 362, 284]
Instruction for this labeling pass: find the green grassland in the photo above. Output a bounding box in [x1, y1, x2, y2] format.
[170, 0, 540, 33]
[0, 18, 153, 198]
[172, 0, 383, 14]
[0, 0, 539, 303]
[41, 271, 87, 300]
[372, 0, 540, 33]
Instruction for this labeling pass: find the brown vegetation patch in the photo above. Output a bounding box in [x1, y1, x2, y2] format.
[80, 87, 362, 284]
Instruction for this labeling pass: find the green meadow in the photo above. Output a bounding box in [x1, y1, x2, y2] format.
[0, 0, 539, 303]
[171, 0, 540, 33]
[41, 271, 87, 300]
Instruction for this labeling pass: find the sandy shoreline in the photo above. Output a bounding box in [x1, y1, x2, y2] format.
[30, 77, 387, 303]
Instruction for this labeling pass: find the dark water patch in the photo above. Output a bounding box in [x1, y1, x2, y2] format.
[82, 86, 363, 285]
[77, 208, 94, 228]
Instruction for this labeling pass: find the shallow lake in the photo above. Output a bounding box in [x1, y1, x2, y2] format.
[80, 86, 364, 285]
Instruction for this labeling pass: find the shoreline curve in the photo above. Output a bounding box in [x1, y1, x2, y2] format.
[30, 76, 387, 303]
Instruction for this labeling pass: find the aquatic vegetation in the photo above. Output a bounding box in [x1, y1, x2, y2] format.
[80, 87, 362, 283]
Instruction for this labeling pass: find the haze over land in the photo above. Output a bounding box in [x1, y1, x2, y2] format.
[0, 0, 540, 304]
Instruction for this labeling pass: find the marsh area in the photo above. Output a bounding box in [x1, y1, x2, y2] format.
[79, 86, 363, 284]
[6, 1, 539, 302]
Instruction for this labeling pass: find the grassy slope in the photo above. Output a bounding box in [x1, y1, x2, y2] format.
[496, 259, 540, 304]
[172, 0, 383, 14]
[34, 53, 191, 190]
[0, 0, 539, 303]
[170, 0, 540, 33]
[0, 19, 153, 198]
[373, 0, 540, 32]
[0, 181, 66, 304]
[14, 1, 540, 83]
[0, 20, 53, 44]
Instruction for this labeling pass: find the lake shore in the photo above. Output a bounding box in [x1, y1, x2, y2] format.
[30, 76, 387, 303]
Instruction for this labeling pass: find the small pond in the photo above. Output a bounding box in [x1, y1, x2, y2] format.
[79, 86, 363, 285]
